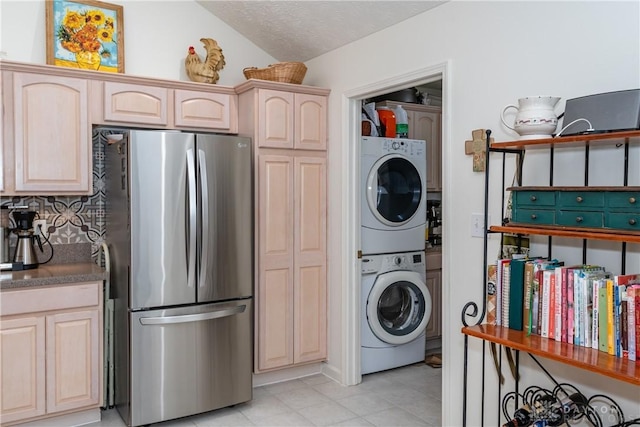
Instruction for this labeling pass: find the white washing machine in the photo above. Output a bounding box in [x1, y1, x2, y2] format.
[361, 137, 427, 255]
[361, 251, 432, 375]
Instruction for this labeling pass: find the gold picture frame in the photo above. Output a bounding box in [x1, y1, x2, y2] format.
[46, 0, 124, 73]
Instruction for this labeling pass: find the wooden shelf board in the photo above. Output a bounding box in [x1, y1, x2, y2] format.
[462, 324, 640, 386]
[490, 130, 640, 150]
[490, 225, 640, 243]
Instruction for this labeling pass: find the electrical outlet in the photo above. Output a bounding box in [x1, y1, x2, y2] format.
[470, 213, 490, 238]
[34, 219, 47, 236]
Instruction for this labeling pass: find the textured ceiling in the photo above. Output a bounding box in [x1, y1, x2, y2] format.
[197, 1, 446, 62]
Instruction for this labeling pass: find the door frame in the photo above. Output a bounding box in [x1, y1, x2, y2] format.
[340, 61, 450, 412]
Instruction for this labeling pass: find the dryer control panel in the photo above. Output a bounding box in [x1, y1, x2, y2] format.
[361, 251, 425, 275]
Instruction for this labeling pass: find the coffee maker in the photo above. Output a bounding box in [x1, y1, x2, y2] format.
[11, 210, 43, 269]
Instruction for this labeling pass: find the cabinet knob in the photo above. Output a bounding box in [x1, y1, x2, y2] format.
[630, 218, 637, 226]
[630, 197, 636, 204]
[576, 216, 583, 223]
[576, 196, 583, 203]
[530, 195, 537, 202]
[530, 214, 537, 220]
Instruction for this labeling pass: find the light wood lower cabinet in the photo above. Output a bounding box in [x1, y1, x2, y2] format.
[0, 282, 102, 425]
[425, 251, 442, 352]
[256, 154, 327, 371]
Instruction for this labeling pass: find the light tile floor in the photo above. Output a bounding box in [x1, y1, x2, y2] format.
[91, 362, 442, 427]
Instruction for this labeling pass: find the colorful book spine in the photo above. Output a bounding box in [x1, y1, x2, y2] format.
[548, 271, 556, 340]
[486, 263, 498, 325]
[629, 287, 637, 361]
[598, 282, 608, 353]
[541, 270, 552, 338]
[523, 261, 535, 335]
[502, 261, 511, 328]
[607, 279, 615, 355]
[554, 266, 563, 342]
[592, 277, 599, 350]
[567, 269, 576, 345]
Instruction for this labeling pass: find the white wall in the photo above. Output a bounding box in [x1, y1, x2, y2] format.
[306, 1, 640, 425]
[0, 0, 276, 86]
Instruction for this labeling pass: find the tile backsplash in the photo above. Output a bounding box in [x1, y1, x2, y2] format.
[1, 130, 107, 259]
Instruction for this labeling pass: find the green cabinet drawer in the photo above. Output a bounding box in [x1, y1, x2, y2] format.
[512, 208, 555, 225]
[606, 191, 640, 211]
[558, 191, 604, 209]
[606, 213, 640, 231]
[557, 210, 603, 228]
[513, 191, 555, 207]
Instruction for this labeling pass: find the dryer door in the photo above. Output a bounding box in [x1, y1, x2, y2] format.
[366, 270, 432, 345]
[365, 154, 423, 227]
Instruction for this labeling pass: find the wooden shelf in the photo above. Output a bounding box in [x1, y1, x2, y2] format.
[490, 225, 640, 243]
[462, 324, 640, 386]
[490, 130, 640, 150]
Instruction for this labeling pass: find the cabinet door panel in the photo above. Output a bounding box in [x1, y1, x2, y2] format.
[0, 316, 45, 424]
[294, 156, 327, 363]
[103, 82, 168, 125]
[411, 111, 441, 191]
[257, 268, 294, 370]
[174, 90, 234, 131]
[13, 73, 91, 193]
[46, 310, 100, 414]
[295, 94, 327, 151]
[258, 90, 294, 149]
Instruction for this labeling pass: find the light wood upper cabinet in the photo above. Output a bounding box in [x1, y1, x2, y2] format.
[376, 101, 442, 192]
[174, 90, 237, 132]
[100, 81, 169, 126]
[3, 72, 92, 195]
[295, 94, 327, 151]
[0, 282, 102, 425]
[410, 109, 441, 192]
[256, 89, 327, 150]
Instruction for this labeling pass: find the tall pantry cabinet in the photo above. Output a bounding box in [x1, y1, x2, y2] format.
[237, 80, 330, 372]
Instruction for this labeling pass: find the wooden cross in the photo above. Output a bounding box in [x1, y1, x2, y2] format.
[465, 129, 493, 172]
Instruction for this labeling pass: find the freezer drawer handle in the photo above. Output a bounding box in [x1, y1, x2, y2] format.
[139, 305, 246, 325]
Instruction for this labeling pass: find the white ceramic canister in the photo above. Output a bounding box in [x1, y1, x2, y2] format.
[501, 96, 561, 139]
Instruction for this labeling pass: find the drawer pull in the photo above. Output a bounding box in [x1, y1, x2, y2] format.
[630, 197, 637, 204]
[530, 195, 537, 202]
[530, 214, 537, 220]
[575, 216, 584, 223]
[576, 196, 583, 203]
[630, 219, 637, 226]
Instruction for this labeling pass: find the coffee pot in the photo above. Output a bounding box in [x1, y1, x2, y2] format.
[501, 96, 561, 139]
[11, 210, 43, 269]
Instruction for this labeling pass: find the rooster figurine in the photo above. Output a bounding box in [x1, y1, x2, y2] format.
[185, 38, 226, 84]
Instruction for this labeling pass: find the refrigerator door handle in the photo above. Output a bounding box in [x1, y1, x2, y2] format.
[186, 148, 197, 290]
[198, 149, 209, 286]
[139, 305, 246, 325]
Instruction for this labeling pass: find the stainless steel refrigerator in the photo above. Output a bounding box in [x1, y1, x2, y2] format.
[103, 129, 253, 427]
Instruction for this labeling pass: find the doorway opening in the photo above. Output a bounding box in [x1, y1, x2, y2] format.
[341, 62, 449, 390]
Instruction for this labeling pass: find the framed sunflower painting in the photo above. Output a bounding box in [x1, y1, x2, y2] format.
[46, 0, 124, 73]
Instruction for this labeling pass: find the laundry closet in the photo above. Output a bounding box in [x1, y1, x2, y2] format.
[360, 82, 443, 376]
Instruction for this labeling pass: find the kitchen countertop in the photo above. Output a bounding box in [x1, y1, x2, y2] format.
[0, 263, 107, 290]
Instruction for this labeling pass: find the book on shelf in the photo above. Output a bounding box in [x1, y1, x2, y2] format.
[523, 260, 535, 335]
[509, 258, 527, 331]
[486, 263, 498, 325]
[597, 281, 608, 353]
[628, 284, 640, 361]
[501, 259, 511, 328]
[607, 279, 615, 355]
[614, 274, 640, 358]
[496, 258, 510, 326]
[541, 269, 553, 338]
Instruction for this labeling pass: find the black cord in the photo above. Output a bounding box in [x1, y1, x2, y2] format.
[37, 225, 54, 264]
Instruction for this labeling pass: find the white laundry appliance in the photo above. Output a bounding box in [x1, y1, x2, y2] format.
[361, 137, 427, 255]
[361, 251, 432, 375]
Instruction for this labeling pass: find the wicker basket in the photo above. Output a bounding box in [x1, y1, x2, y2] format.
[243, 62, 307, 84]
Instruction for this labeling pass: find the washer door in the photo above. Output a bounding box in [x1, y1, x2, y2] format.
[366, 271, 431, 345]
[366, 154, 423, 227]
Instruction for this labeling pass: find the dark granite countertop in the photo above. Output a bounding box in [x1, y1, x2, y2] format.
[0, 262, 107, 290]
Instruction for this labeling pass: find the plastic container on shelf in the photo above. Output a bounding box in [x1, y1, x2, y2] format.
[394, 105, 409, 138]
[376, 107, 396, 138]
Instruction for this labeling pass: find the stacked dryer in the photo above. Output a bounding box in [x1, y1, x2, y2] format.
[360, 136, 431, 374]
